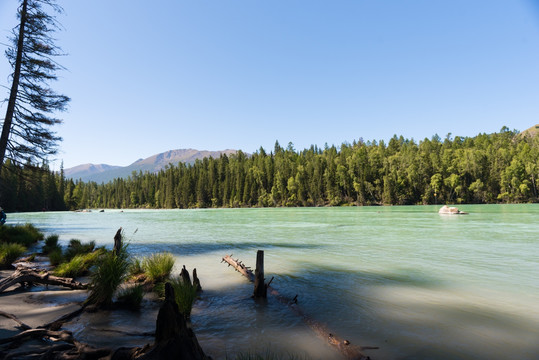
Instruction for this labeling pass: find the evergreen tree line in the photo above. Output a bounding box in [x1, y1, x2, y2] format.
[1, 160, 66, 212]
[1, 128, 538, 212]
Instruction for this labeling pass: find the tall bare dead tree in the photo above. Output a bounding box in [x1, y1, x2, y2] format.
[0, 0, 69, 182]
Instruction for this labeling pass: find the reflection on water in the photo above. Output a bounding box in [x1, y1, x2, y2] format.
[8, 205, 539, 359]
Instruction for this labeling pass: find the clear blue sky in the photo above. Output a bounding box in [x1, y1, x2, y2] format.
[1, 0, 539, 169]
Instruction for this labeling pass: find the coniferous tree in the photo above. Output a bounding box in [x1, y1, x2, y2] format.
[0, 0, 69, 186]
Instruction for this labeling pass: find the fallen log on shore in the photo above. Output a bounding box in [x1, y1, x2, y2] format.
[0, 267, 88, 293]
[222, 253, 376, 360]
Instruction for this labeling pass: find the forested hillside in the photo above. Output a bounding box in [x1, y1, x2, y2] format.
[1, 127, 538, 212]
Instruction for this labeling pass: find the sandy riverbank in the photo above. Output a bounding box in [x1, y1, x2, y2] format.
[0, 267, 160, 358]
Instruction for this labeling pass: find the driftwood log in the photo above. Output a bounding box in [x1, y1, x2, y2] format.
[0, 267, 88, 293]
[221, 255, 254, 281]
[222, 254, 375, 360]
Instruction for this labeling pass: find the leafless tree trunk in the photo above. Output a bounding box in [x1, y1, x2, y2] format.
[0, 0, 27, 178]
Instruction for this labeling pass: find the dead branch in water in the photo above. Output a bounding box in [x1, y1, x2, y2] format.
[221, 255, 254, 281]
[222, 253, 377, 360]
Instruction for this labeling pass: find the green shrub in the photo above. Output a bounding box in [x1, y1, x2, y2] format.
[116, 285, 144, 311]
[142, 252, 175, 283]
[0, 243, 26, 269]
[170, 276, 198, 318]
[53, 250, 102, 277]
[86, 245, 130, 308]
[0, 224, 43, 246]
[64, 239, 96, 260]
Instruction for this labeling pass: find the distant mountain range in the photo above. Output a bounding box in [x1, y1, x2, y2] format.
[64, 149, 238, 183]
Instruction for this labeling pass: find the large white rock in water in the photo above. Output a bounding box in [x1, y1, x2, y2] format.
[438, 205, 467, 214]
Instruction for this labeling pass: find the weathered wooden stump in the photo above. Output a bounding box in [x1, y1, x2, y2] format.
[113, 227, 122, 254]
[131, 282, 209, 360]
[253, 250, 267, 298]
[192, 268, 202, 292]
[180, 265, 191, 285]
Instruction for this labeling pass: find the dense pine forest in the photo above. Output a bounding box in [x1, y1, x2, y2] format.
[1, 128, 538, 212]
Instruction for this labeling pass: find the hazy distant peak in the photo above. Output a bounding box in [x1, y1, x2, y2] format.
[64, 163, 121, 180]
[64, 148, 238, 183]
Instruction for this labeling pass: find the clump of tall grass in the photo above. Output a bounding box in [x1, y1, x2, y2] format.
[64, 239, 96, 261]
[48, 248, 63, 266]
[86, 245, 130, 308]
[116, 284, 144, 311]
[52, 250, 103, 277]
[43, 234, 64, 266]
[142, 252, 175, 283]
[0, 223, 43, 246]
[169, 275, 198, 318]
[129, 257, 144, 276]
[42, 234, 61, 254]
[0, 243, 26, 269]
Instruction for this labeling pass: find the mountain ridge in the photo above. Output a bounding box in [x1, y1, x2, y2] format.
[64, 148, 238, 183]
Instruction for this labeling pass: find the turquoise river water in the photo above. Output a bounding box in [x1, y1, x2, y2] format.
[7, 204, 539, 359]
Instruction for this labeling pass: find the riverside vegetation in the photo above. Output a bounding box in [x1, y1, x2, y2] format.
[0, 225, 202, 357]
[0, 226, 182, 310]
[1, 127, 538, 212]
[1, 225, 312, 359]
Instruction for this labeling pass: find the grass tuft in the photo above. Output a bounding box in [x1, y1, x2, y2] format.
[116, 284, 144, 311]
[42, 234, 61, 254]
[129, 257, 144, 276]
[52, 249, 103, 277]
[64, 239, 96, 261]
[170, 275, 198, 318]
[86, 245, 130, 308]
[0, 223, 43, 246]
[0, 243, 26, 269]
[142, 252, 175, 283]
[48, 247, 63, 266]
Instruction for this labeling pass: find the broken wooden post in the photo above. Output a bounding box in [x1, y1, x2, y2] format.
[253, 250, 266, 298]
[113, 227, 122, 254]
[180, 265, 191, 285]
[192, 268, 202, 292]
